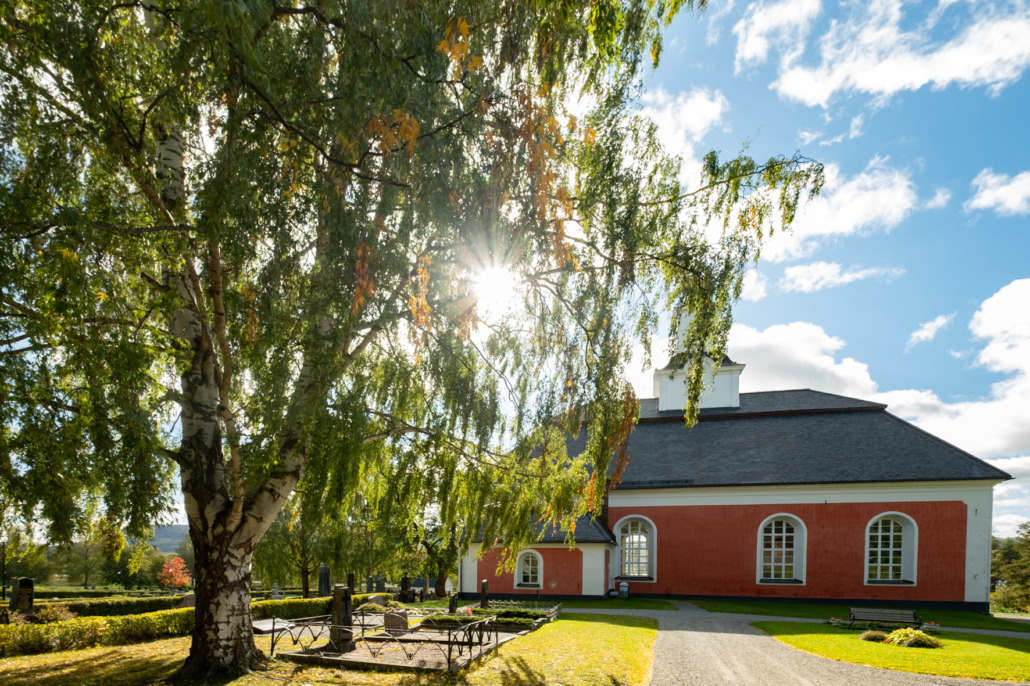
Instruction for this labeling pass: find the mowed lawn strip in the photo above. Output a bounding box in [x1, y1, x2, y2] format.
[0, 613, 657, 686]
[690, 598, 1030, 633]
[753, 621, 1030, 682]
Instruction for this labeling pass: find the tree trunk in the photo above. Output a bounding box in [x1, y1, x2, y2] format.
[301, 566, 310, 599]
[435, 564, 448, 598]
[180, 530, 262, 677]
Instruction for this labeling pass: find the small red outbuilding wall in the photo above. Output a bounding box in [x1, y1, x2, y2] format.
[476, 547, 584, 595]
[608, 501, 967, 602]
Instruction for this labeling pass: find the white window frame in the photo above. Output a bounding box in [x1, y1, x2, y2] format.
[756, 513, 807, 585]
[516, 550, 543, 589]
[613, 515, 657, 582]
[865, 512, 918, 586]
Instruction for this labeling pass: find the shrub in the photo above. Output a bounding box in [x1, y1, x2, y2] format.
[0, 609, 195, 657]
[351, 592, 393, 606]
[991, 584, 1030, 614]
[33, 603, 78, 624]
[859, 630, 888, 642]
[884, 628, 941, 648]
[41, 596, 183, 617]
[251, 597, 330, 620]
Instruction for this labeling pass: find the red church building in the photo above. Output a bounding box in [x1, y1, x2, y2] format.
[460, 355, 1011, 611]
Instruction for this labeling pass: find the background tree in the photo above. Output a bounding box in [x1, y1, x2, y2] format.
[54, 515, 125, 588]
[0, 0, 822, 675]
[174, 534, 196, 579]
[103, 541, 167, 589]
[252, 496, 331, 597]
[160, 556, 192, 589]
[991, 523, 1030, 612]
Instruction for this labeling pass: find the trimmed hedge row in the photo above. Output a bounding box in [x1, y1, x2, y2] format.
[33, 589, 136, 600]
[38, 596, 184, 617]
[0, 608, 195, 657]
[0, 594, 397, 657]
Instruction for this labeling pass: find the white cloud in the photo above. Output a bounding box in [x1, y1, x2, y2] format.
[732, 0, 822, 72]
[770, 0, 1030, 107]
[640, 87, 730, 184]
[905, 312, 956, 351]
[964, 168, 1030, 216]
[993, 513, 1030, 538]
[798, 129, 822, 145]
[740, 270, 768, 301]
[762, 157, 918, 262]
[728, 322, 878, 397]
[781, 261, 904, 293]
[848, 114, 864, 139]
[924, 188, 952, 209]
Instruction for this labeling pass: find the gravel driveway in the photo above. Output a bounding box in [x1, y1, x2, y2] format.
[574, 601, 1030, 686]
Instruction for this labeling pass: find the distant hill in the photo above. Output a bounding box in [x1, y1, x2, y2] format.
[149, 524, 189, 553]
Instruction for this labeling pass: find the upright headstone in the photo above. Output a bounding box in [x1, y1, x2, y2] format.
[366, 576, 374, 593]
[330, 584, 353, 652]
[400, 573, 411, 602]
[9, 578, 33, 614]
[375, 577, 386, 593]
[271, 583, 284, 600]
[347, 572, 355, 590]
[318, 564, 332, 597]
[384, 608, 409, 633]
[448, 593, 458, 614]
[479, 579, 488, 609]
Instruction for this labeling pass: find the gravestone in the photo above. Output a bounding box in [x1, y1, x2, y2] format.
[365, 576, 374, 593]
[479, 579, 488, 609]
[318, 564, 332, 597]
[9, 577, 33, 614]
[375, 577, 386, 593]
[177, 593, 196, 609]
[384, 609, 408, 633]
[330, 584, 353, 652]
[400, 573, 412, 602]
[347, 572, 355, 590]
[271, 583, 284, 600]
[366, 594, 386, 606]
[448, 593, 458, 614]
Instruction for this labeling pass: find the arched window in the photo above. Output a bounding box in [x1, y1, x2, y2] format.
[866, 513, 917, 585]
[614, 516, 656, 581]
[516, 550, 542, 588]
[757, 514, 806, 584]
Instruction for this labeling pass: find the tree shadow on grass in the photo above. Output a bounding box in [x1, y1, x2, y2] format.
[0, 647, 182, 686]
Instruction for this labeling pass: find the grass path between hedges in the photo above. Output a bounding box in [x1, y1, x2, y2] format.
[689, 598, 1030, 633]
[753, 621, 1030, 682]
[0, 613, 657, 686]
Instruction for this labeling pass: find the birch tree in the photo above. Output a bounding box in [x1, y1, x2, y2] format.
[0, 0, 822, 676]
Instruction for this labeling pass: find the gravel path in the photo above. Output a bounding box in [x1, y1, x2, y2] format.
[571, 602, 1030, 686]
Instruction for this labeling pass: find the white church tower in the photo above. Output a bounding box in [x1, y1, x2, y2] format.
[652, 312, 745, 411]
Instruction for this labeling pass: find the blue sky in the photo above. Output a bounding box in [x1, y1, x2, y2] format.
[624, 0, 1030, 536]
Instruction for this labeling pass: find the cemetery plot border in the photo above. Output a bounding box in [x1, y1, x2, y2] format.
[274, 602, 562, 673]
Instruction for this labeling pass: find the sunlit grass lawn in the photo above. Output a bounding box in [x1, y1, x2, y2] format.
[689, 598, 1030, 633]
[753, 621, 1030, 682]
[0, 613, 656, 686]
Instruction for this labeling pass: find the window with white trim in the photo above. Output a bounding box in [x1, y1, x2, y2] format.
[757, 514, 806, 584]
[866, 513, 917, 585]
[616, 517, 655, 580]
[516, 551, 542, 588]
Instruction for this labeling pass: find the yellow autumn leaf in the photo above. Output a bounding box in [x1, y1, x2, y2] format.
[96, 291, 108, 302]
[58, 248, 79, 262]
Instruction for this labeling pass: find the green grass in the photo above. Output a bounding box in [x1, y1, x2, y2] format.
[689, 598, 1030, 633]
[0, 613, 656, 686]
[754, 621, 1030, 682]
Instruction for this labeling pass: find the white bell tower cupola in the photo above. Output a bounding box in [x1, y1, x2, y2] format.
[651, 312, 745, 411]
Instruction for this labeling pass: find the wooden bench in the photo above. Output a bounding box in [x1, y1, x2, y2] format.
[848, 607, 922, 629]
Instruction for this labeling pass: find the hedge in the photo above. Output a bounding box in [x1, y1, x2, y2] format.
[0, 608, 195, 657]
[32, 589, 138, 600]
[36, 596, 185, 617]
[0, 594, 397, 657]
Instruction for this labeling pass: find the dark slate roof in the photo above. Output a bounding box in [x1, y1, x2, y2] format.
[472, 515, 616, 545]
[575, 389, 1011, 489]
